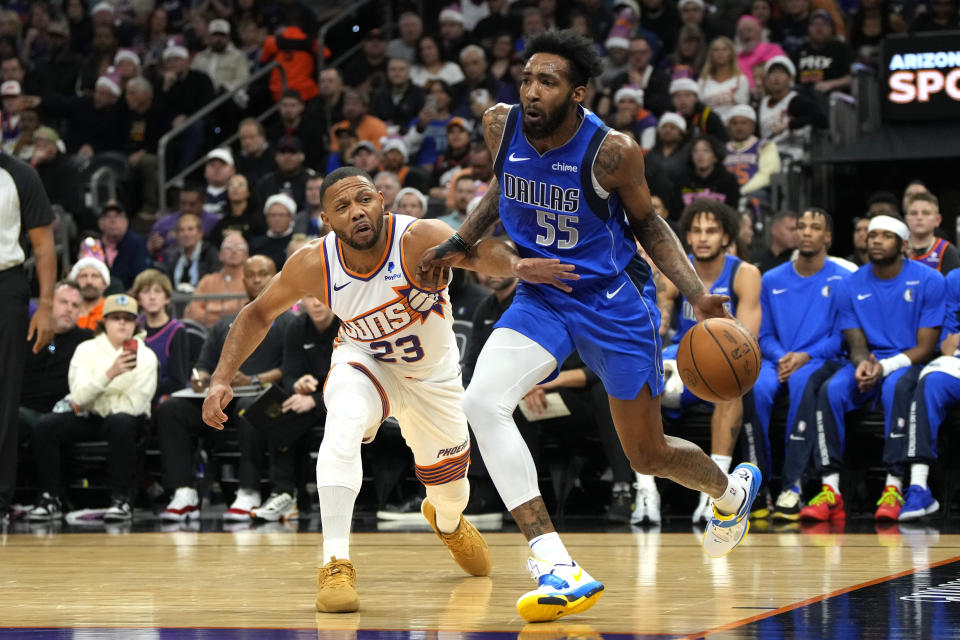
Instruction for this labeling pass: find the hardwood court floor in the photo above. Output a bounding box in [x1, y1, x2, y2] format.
[1, 528, 959, 638]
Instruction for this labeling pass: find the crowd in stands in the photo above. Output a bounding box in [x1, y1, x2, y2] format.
[4, 0, 960, 529]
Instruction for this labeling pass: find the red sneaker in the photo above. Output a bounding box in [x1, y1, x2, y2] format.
[799, 485, 846, 522]
[874, 485, 904, 521]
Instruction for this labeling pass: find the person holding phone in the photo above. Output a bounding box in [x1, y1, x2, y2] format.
[27, 294, 158, 523]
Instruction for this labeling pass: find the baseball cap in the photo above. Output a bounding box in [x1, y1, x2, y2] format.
[446, 116, 471, 132]
[810, 9, 834, 26]
[205, 147, 235, 166]
[102, 293, 139, 318]
[352, 140, 377, 154]
[381, 138, 409, 162]
[98, 199, 126, 217]
[365, 28, 386, 40]
[276, 135, 303, 152]
[1, 80, 21, 97]
[333, 123, 357, 137]
[209, 19, 231, 35]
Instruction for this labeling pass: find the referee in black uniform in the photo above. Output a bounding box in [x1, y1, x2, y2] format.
[0, 128, 57, 525]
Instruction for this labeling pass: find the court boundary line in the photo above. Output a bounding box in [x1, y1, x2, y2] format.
[678, 553, 960, 639]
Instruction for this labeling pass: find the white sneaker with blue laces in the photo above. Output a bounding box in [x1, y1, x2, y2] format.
[703, 463, 762, 559]
[516, 558, 604, 623]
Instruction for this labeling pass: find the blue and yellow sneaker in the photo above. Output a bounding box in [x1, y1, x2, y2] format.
[702, 463, 762, 559]
[516, 558, 604, 623]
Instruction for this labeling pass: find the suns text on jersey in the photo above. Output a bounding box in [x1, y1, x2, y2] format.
[339, 286, 445, 342]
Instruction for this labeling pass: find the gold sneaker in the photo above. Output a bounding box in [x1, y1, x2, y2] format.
[315, 556, 359, 613]
[421, 498, 492, 576]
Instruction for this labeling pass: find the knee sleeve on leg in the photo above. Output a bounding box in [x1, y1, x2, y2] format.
[425, 478, 470, 533]
[316, 372, 381, 493]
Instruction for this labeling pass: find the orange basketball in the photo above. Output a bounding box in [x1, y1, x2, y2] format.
[676, 317, 761, 403]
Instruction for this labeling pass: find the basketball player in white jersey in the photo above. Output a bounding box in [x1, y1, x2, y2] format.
[201, 166, 576, 613]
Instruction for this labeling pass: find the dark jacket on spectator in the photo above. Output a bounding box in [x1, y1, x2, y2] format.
[123, 103, 171, 154]
[370, 84, 425, 135]
[38, 96, 125, 154]
[250, 230, 294, 270]
[197, 310, 294, 376]
[675, 165, 742, 210]
[265, 119, 326, 171]
[108, 230, 153, 290]
[208, 202, 267, 247]
[282, 313, 339, 413]
[463, 288, 516, 386]
[161, 241, 222, 288]
[608, 67, 673, 116]
[256, 167, 316, 212]
[32, 49, 84, 99]
[20, 327, 94, 412]
[36, 154, 84, 220]
[236, 144, 277, 186]
[155, 70, 215, 119]
[684, 104, 729, 142]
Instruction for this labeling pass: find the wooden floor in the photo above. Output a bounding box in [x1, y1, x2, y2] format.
[2, 527, 959, 638]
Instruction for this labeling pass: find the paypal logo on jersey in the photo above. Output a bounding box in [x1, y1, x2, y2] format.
[502, 172, 580, 212]
[384, 260, 402, 281]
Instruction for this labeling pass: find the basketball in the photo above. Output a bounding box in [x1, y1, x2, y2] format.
[676, 317, 761, 403]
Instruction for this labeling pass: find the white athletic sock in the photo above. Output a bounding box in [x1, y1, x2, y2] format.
[319, 485, 358, 561]
[822, 473, 840, 494]
[713, 476, 744, 516]
[910, 464, 929, 489]
[885, 474, 902, 491]
[711, 454, 733, 474]
[529, 532, 572, 565]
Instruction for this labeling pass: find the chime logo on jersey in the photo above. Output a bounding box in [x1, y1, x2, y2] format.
[339, 284, 446, 342]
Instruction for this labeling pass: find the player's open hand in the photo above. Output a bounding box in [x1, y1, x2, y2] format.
[691, 293, 732, 323]
[514, 258, 579, 293]
[417, 238, 468, 290]
[202, 382, 233, 430]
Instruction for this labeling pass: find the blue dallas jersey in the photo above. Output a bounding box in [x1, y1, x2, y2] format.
[493, 104, 638, 294]
[835, 258, 945, 359]
[758, 258, 856, 363]
[671, 254, 741, 345]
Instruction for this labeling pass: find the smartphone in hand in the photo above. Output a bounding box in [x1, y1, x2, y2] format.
[123, 339, 138, 353]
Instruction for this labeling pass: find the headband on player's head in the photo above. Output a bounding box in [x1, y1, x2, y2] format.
[868, 215, 909, 241]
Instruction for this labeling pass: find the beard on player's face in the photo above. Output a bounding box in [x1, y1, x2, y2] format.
[335, 209, 384, 251]
[693, 245, 726, 262]
[522, 90, 574, 140]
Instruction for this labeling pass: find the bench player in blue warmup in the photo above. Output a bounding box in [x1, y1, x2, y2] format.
[418, 30, 763, 623]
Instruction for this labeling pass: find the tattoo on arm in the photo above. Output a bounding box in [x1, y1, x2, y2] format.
[844, 328, 870, 365]
[593, 136, 624, 185]
[456, 178, 501, 245]
[634, 214, 707, 301]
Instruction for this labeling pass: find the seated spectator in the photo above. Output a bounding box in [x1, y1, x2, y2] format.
[342, 28, 388, 92]
[382, 138, 431, 193]
[778, 0, 814, 59]
[438, 174, 479, 230]
[371, 57, 425, 135]
[261, 25, 319, 103]
[699, 37, 750, 122]
[148, 184, 219, 260]
[30, 20, 82, 99]
[185, 234, 250, 328]
[130, 269, 190, 399]
[670, 78, 727, 141]
[753, 210, 798, 272]
[600, 37, 631, 94]
[112, 48, 141, 88]
[9, 107, 38, 161]
[251, 194, 297, 269]
[909, 0, 959, 31]
[1, 79, 25, 151]
[660, 24, 707, 80]
[454, 45, 501, 115]
[294, 174, 326, 236]
[191, 19, 250, 96]
[235, 118, 276, 186]
[723, 105, 781, 201]
[744, 209, 856, 521]
[255, 135, 316, 211]
[27, 294, 158, 522]
[430, 117, 473, 198]
[675, 136, 741, 208]
[325, 123, 358, 174]
[162, 213, 221, 291]
[796, 10, 852, 96]
[605, 35, 672, 117]
[250, 295, 339, 522]
[156, 37, 216, 171]
[386, 12, 422, 63]
[202, 148, 236, 216]
[122, 76, 169, 218]
[31, 127, 84, 224]
[373, 171, 402, 213]
[19, 281, 92, 431]
[208, 174, 265, 246]
[395, 187, 428, 219]
[758, 56, 825, 161]
[848, 216, 869, 266]
[327, 89, 389, 156]
[610, 86, 657, 149]
[98, 200, 152, 290]
[438, 8, 472, 63]
[348, 141, 382, 176]
[848, 0, 906, 68]
[867, 190, 900, 217]
[645, 113, 691, 190]
[70, 257, 110, 331]
[680, 0, 730, 41]
[906, 192, 960, 275]
[403, 80, 456, 170]
[316, 68, 345, 136]
[808, 216, 944, 522]
[159, 256, 291, 522]
[410, 34, 464, 87]
[652, 199, 761, 522]
[736, 15, 786, 89]
[266, 90, 326, 172]
[445, 142, 494, 212]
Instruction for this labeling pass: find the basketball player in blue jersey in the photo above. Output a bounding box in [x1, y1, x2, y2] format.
[200, 167, 575, 613]
[652, 199, 762, 524]
[418, 30, 763, 622]
[892, 266, 960, 521]
[743, 208, 856, 522]
[807, 215, 945, 523]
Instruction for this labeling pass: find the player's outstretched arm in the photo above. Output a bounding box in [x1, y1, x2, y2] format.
[595, 131, 726, 319]
[201, 245, 321, 430]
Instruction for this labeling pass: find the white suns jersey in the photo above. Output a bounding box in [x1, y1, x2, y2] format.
[321, 213, 459, 378]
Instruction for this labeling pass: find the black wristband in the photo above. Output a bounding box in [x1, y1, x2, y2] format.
[450, 233, 471, 255]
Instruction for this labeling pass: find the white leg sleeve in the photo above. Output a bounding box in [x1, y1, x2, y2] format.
[461, 328, 557, 511]
[425, 477, 470, 533]
[316, 363, 383, 493]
